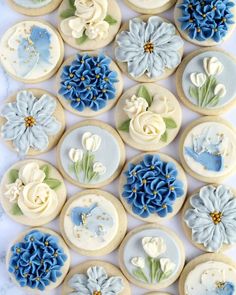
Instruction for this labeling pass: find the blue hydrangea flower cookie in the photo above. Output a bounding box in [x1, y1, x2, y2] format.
[59, 189, 127, 256]
[119, 224, 185, 290]
[0, 89, 65, 156]
[6, 228, 70, 292]
[0, 159, 66, 226]
[176, 48, 236, 115]
[179, 116, 236, 183]
[119, 153, 187, 223]
[0, 20, 64, 83]
[56, 53, 123, 117]
[58, 0, 121, 50]
[62, 260, 131, 295]
[179, 253, 236, 295]
[174, 0, 236, 46]
[124, 0, 176, 14]
[182, 184, 236, 253]
[6, 0, 62, 16]
[114, 15, 184, 82]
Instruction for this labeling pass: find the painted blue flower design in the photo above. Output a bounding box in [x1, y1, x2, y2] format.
[216, 282, 235, 295]
[178, 0, 235, 42]
[1, 90, 61, 156]
[122, 154, 184, 218]
[59, 54, 118, 112]
[8, 230, 67, 291]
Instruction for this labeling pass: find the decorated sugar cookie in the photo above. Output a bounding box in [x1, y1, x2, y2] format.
[124, 0, 176, 14]
[174, 0, 236, 46]
[119, 224, 185, 290]
[57, 120, 125, 188]
[56, 53, 123, 117]
[6, 228, 70, 292]
[62, 260, 131, 295]
[6, 0, 62, 16]
[179, 117, 236, 183]
[58, 0, 121, 50]
[119, 153, 187, 222]
[0, 21, 64, 83]
[0, 159, 66, 226]
[114, 15, 184, 82]
[0, 89, 65, 156]
[176, 48, 236, 115]
[115, 83, 182, 151]
[146, 293, 172, 295]
[182, 184, 236, 253]
[60, 189, 127, 256]
[179, 253, 236, 295]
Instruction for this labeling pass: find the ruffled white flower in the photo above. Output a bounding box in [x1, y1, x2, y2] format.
[203, 57, 224, 76]
[82, 132, 101, 152]
[190, 72, 207, 88]
[93, 162, 106, 175]
[74, 0, 107, 23]
[4, 179, 23, 203]
[131, 257, 145, 269]
[142, 236, 166, 258]
[19, 162, 45, 185]
[85, 20, 109, 40]
[69, 148, 84, 163]
[160, 258, 176, 274]
[214, 84, 226, 98]
[60, 16, 85, 38]
[123, 95, 148, 119]
[149, 95, 175, 115]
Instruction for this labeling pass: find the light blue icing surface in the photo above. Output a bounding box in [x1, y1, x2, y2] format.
[182, 51, 236, 108]
[123, 228, 181, 283]
[59, 125, 121, 184]
[13, 0, 52, 8]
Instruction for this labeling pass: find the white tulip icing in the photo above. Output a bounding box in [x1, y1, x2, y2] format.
[183, 122, 236, 177]
[64, 194, 118, 251]
[127, 0, 169, 9]
[0, 21, 61, 80]
[185, 261, 236, 295]
[13, 0, 52, 8]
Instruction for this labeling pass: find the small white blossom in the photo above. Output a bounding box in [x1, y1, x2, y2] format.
[131, 257, 145, 269]
[82, 132, 102, 152]
[142, 236, 166, 258]
[69, 148, 83, 163]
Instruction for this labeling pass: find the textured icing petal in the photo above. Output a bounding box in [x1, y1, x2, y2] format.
[198, 186, 216, 212]
[87, 266, 108, 286]
[184, 208, 212, 228]
[1, 121, 25, 140]
[28, 126, 49, 151]
[101, 276, 124, 294]
[16, 90, 37, 116]
[114, 45, 143, 62]
[129, 18, 146, 44]
[39, 117, 61, 136]
[145, 16, 162, 43]
[31, 94, 56, 119]
[156, 35, 183, 51]
[68, 274, 90, 293]
[192, 223, 215, 244]
[206, 224, 224, 252]
[13, 128, 30, 155]
[146, 53, 164, 78]
[151, 22, 176, 44]
[158, 50, 181, 69]
[190, 194, 211, 213]
[127, 53, 149, 78]
[1, 103, 23, 122]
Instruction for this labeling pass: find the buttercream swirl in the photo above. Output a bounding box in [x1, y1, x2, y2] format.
[178, 0, 235, 42]
[184, 184, 236, 252]
[8, 230, 67, 291]
[122, 154, 184, 218]
[59, 54, 118, 112]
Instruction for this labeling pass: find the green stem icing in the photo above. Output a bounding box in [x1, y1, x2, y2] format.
[133, 268, 149, 283]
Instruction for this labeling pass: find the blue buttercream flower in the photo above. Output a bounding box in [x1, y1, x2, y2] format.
[122, 154, 184, 218]
[8, 230, 67, 291]
[178, 0, 235, 42]
[59, 53, 118, 112]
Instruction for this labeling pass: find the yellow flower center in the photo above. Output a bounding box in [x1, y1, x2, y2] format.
[93, 292, 102, 295]
[24, 116, 36, 127]
[210, 211, 223, 225]
[144, 42, 154, 53]
[162, 204, 167, 209]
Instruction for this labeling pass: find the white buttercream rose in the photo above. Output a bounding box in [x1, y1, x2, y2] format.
[74, 0, 107, 23]
[19, 162, 45, 184]
[18, 182, 58, 218]
[123, 95, 148, 119]
[85, 21, 109, 40]
[129, 111, 166, 145]
[149, 95, 175, 115]
[60, 17, 85, 38]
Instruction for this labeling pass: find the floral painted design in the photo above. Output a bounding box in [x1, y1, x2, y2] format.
[122, 154, 184, 218]
[189, 57, 226, 108]
[1, 90, 61, 155]
[68, 266, 124, 294]
[184, 185, 236, 252]
[115, 16, 183, 79]
[59, 54, 118, 112]
[60, 0, 117, 44]
[69, 132, 106, 183]
[178, 0, 235, 42]
[8, 230, 67, 291]
[118, 85, 177, 144]
[4, 162, 61, 218]
[131, 237, 176, 283]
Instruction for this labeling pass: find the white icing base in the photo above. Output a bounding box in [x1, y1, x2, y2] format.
[127, 0, 169, 9]
[13, 0, 51, 8]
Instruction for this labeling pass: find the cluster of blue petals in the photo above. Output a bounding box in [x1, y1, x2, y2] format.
[122, 154, 184, 218]
[178, 0, 235, 42]
[8, 230, 67, 291]
[59, 54, 118, 112]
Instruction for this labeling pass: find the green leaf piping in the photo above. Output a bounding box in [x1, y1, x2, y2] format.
[44, 178, 61, 190]
[12, 203, 23, 216]
[60, 8, 76, 19]
[9, 169, 19, 183]
[137, 86, 153, 106]
[160, 131, 168, 143]
[132, 268, 149, 283]
[104, 14, 117, 25]
[163, 117, 177, 129]
[40, 165, 49, 178]
[118, 119, 131, 132]
[76, 32, 88, 45]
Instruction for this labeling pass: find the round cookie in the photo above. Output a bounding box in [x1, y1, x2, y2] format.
[6, 227, 70, 293]
[119, 224, 185, 290]
[6, 0, 62, 16]
[57, 120, 126, 188]
[176, 48, 236, 115]
[182, 184, 236, 253]
[56, 53, 123, 117]
[0, 159, 66, 226]
[179, 253, 236, 295]
[174, 0, 236, 46]
[119, 152, 187, 223]
[61, 260, 131, 295]
[179, 116, 236, 183]
[114, 15, 184, 83]
[0, 89, 65, 156]
[60, 189, 127, 256]
[146, 293, 172, 295]
[124, 0, 176, 14]
[115, 83, 182, 151]
[0, 20, 64, 83]
[58, 0, 121, 50]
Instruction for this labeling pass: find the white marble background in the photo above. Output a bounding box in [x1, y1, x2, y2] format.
[0, 0, 236, 294]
